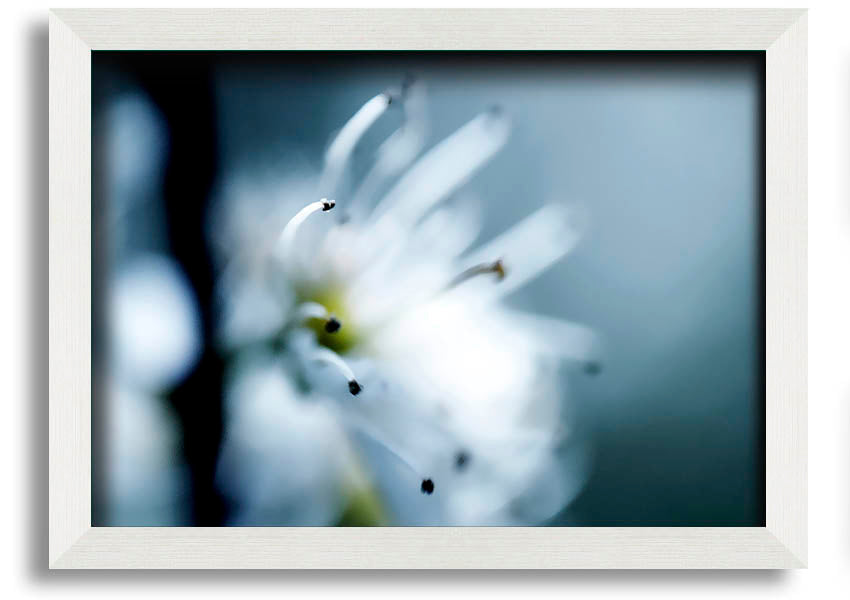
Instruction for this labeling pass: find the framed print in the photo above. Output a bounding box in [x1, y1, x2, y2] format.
[49, 8, 806, 569]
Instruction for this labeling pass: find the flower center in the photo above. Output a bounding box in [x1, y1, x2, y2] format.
[297, 285, 360, 355]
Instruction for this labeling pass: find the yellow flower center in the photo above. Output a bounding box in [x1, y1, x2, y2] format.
[297, 284, 360, 355]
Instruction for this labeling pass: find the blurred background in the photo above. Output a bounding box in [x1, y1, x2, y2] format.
[91, 51, 764, 527]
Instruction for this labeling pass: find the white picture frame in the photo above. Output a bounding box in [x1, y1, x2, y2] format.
[48, 8, 807, 569]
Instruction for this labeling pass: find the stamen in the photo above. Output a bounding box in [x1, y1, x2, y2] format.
[319, 93, 392, 196]
[345, 413, 435, 495]
[278, 199, 335, 261]
[446, 258, 506, 290]
[461, 203, 581, 300]
[325, 317, 342, 334]
[309, 347, 361, 395]
[290, 301, 342, 334]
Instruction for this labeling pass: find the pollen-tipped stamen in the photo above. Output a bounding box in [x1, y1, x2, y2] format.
[278, 199, 335, 262]
[461, 203, 581, 300]
[325, 317, 342, 334]
[310, 347, 361, 396]
[350, 419, 435, 495]
[446, 258, 507, 290]
[290, 301, 342, 334]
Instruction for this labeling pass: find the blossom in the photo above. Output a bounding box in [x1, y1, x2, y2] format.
[213, 80, 595, 525]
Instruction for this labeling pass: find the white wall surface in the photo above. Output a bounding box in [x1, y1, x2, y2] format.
[2, 1, 845, 597]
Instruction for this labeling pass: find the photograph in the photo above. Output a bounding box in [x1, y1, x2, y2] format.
[90, 51, 766, 528]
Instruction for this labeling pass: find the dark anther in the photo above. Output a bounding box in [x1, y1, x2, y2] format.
[454, 451, 470, 471]
[421, 479, 435, 495]
[491, 259, 506, 281]
[324, 317, 341, 334]
[321, 199, 336, 211]
[348, 380, 362, 396]
[583, 361, 602, 376]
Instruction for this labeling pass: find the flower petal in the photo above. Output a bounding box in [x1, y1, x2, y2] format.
[370, 108, 510, 235]
[461, 203, 583, 299]
[216, 350, 351, 525]
[349, 80, 428, 220]
[503, 309, 599, 363]
[319, 93, 391, 197]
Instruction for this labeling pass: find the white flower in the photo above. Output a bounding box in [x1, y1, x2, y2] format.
[213, 81, 595, 525]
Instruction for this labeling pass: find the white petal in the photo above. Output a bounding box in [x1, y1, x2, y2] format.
[371, 296, 541, 425]
[503, 310, 599, 362]
[412, 194, 483, 261]
[344, 198, 482, 325]
[347, 259, 454, 329]
[461, 203, 583, 299]
[319, 93, 391, 197]
[370, 108, 510, 235]
[216, 351, 351, 525]
[345, 361, 579, 525]
[349, 80, 428, 220]
[509, 442, 590, 524]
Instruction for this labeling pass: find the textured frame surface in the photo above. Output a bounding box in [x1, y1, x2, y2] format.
[48, 8, 807, 569]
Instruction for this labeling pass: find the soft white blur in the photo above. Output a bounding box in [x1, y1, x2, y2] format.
[111, 255, 202, 392]
[99, 90, 197, 525]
